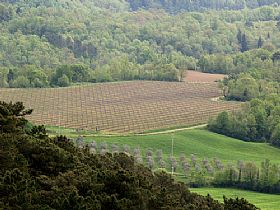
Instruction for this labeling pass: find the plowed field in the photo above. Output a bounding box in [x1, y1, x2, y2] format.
[0, 81, 239, 133]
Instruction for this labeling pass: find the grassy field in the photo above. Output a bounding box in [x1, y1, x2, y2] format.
[80, 129, 280, 165]
[47, 126, 280, 165]
[191, 188, 280, 210]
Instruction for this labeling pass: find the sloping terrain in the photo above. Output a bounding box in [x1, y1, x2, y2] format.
[0, 81, 239, 133]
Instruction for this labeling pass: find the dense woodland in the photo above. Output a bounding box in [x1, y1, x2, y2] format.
[209, 94, 280, 147]
[0, 101, 259, 210]
[0, 0, 280, 87]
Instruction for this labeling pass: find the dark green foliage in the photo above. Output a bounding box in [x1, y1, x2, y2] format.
[241, 34, 249, 52]
[0, 101, 259, 209]
[223, 196, 259, 210]
[257, 36, 263, 48]
[0, 101, 32, 133]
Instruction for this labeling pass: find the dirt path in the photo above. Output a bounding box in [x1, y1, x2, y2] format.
[135, 124, 207, 136]
[85, 124, 208, 137]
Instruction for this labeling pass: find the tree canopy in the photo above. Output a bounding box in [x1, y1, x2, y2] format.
[0, 1, 279, 87]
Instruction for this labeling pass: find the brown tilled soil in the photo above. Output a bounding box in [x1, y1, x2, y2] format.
[184, 70, 226, 83]
[0, 81, 239, 133]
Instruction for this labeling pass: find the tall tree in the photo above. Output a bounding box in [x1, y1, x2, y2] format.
[241, 34, 249, 52]
[257, 36, 263, 48]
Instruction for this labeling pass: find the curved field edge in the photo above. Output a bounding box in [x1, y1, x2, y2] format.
[190, 188, 280, 210]
[84, 129, 280, 165]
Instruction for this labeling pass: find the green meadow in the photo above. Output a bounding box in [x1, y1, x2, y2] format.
[80, 129, 280, 165]
[191, 188, 280, 210]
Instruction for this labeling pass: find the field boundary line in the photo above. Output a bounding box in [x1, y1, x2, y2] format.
[83, 124, 208, 137]
[135, 124, 207, 136]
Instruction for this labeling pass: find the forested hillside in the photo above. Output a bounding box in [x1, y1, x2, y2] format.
[0, 0, 280, 87]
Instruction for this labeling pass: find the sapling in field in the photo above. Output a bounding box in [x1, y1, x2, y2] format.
[133, 147, 141, 157]
[214, 157, 224, 170]
[76, 135, 84, 149]
[111, 144, 119, 153]
[89, 140, 97, 149]
[147, 156, 154, 169]
[122, 144, 130, 154]
[156, 149, 163, 162]
[169, 156, 177, 172]
[133, 148, 143, 164]
[182, 161, 190, 175]
[159, 159, 166, 168]
[100, 142, 108, 155]
[191, 154, 197, 166]
[100, 142, 108, 150]
[180, 153, 186, 163]
[146, 149, 153, 157]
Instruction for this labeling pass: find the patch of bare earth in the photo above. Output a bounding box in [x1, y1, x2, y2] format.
[0, 81, 239, 133]
[184, 70, 226, 83]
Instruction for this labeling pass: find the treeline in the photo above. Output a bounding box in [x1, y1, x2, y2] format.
[214, 159, 280, 194]
[208, 95, 280, 147]
[1, 1, 280, 87]
[0, 101, 259, 210]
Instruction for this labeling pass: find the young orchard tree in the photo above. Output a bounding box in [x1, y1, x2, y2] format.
[89, 141, 97, 154]
[147, 156, 154, 169]
[159, 159, 166, 168]
[190, 154, 197, 166]
[202, 158, 209, 167]
[156, 149, 163, 162]
[182, 161, 190, 175]
[214, 158, 224, 170]
[206, 165, 214, 174]
[122, 144, 130, 154]
[76, 135, 84, 149]
[133, 147, 141, 157]
[133, 148, 143, 164]
[179, 153, 186, 163]
[100, 142, 108, 154]
[111, 144, 119, 153]
[169, 156, 177, 172]
[146, 149, 153, 157]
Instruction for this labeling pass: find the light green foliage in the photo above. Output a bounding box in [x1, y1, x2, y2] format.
[57, 74, 70, 87]
[209, 94, 280, 146]
[227, 74, 260, 101]
[12, 76, 30, 88]
[0, 2, 280, 87]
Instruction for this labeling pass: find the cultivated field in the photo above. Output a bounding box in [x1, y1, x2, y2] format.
[0, 81, 239, 133]
[184, 70, 226, 83]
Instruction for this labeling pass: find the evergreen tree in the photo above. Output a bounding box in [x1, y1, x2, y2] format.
[241, 34, 249, 52]
[237, 29, 242, 44]
[257, 36, 263, 48]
